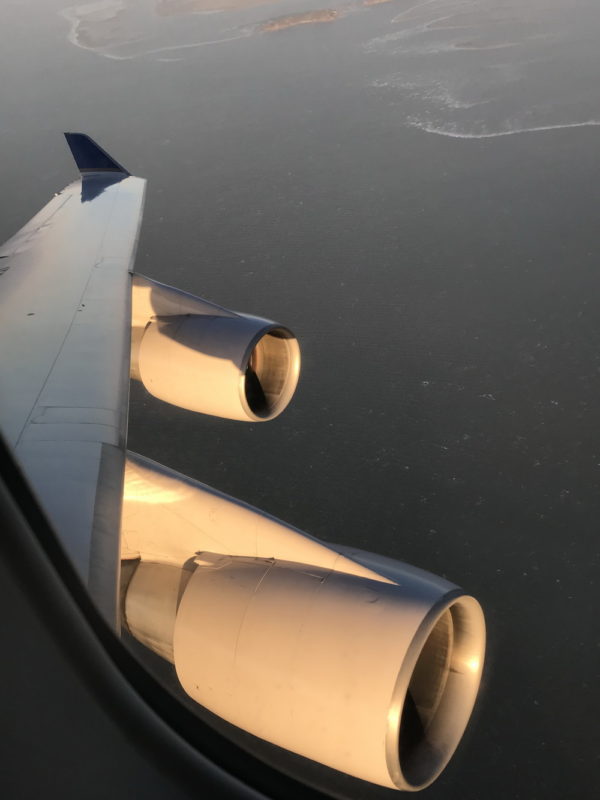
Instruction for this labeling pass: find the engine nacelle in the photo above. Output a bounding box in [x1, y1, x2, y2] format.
[130, 274, 300, 421]
[137, 315, 299, 421]
[124, 554, 485, 791]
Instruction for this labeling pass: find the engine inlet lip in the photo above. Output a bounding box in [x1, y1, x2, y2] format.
[239, 324, 301, 421]
[385, 591, 485, 791]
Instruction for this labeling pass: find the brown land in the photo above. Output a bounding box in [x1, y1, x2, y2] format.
[260, 9, 338, 32]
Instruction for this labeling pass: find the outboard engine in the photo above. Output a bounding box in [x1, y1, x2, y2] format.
[130, 275, 300, 421]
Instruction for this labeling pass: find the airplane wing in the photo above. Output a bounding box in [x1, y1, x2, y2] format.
[0, 133, 485, 792]
[0, 134, 145, 625]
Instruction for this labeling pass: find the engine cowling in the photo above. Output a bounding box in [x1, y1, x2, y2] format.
[137, 315, 300, 421]
[130, 274, 300, 421]
[124, 554, 485, 791]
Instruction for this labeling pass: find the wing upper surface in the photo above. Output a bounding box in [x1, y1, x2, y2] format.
[0, 135, 146, 624]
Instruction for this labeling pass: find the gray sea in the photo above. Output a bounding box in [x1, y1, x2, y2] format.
[1, 1, 599, 797]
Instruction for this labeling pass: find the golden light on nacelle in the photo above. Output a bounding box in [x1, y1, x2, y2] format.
[120, 455, 486, 792]
[130, 275, 301, 422]
[467, 656, 482, 673]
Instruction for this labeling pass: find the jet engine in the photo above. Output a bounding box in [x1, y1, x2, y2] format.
[130, 274, 300, 421]
[121, 454, 485, 792]
[124, 554, 484, 791]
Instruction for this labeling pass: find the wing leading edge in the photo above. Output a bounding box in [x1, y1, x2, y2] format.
[0, 134, 146, 625]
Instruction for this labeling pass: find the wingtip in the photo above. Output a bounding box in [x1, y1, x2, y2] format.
[64, 132, 129, 175]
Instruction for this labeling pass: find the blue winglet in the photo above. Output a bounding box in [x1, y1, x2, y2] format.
[64, 132, 129, 175]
